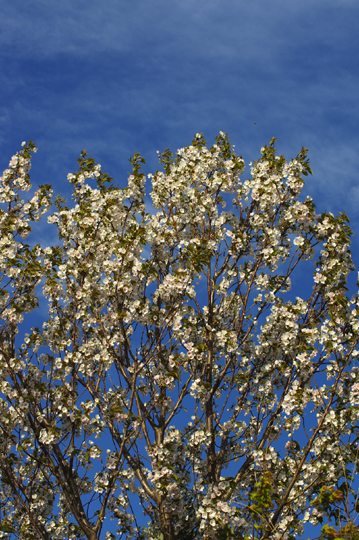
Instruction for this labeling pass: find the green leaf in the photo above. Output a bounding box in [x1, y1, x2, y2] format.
[0, 523, 16, 533]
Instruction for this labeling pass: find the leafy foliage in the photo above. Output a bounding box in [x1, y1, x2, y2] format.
[0, 134, 359, 540]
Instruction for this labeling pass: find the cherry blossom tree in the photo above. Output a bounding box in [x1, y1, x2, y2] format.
[1, 133, 359, 540]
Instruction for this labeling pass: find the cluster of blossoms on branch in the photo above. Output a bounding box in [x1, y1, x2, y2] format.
[0, 133, 359, 540]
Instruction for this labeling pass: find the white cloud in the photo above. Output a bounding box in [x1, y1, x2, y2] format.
[2, 0, 357, 64]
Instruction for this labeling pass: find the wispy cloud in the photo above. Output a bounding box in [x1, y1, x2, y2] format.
[1, 0, 358, 248]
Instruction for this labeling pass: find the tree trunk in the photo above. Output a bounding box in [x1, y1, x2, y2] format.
[159, 504, 175, 540]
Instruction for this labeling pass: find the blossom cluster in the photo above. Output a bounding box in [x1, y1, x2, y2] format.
[0, 135, 358, 540]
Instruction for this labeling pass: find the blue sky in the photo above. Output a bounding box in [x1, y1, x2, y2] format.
[1, 0, 359, 234]
[1, 0, 359, 538]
